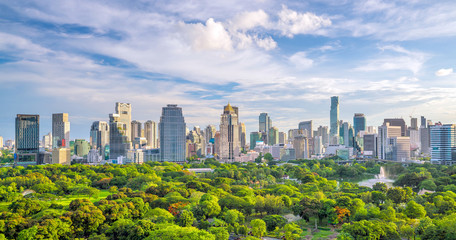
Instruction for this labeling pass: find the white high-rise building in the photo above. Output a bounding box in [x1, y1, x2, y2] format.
[220, 103, 240, 161]
[115, 102, 132, 143]
[90, 121, 109, 156]
[144, 120, 158, 148]
[378, 123, 402, 160]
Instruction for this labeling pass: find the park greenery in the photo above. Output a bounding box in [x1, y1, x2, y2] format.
[0, 158, 453, 239]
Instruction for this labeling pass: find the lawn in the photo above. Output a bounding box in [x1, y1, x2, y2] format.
[311, 229, 335, 240]
[50, 189, 111, 206]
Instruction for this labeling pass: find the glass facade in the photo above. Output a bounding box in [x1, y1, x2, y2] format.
[353, 113, 366, 136]
[430, 124, 456, 165]
[330, 96, 339, 137]
[159, 104, 186, 162]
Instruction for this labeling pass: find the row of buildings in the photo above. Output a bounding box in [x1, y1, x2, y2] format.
[6, 97, 456, 165]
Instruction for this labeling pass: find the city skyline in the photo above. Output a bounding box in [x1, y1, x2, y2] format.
[1, 1, 456, 140]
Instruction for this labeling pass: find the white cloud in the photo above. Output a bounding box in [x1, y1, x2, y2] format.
[231, 10, 270, 30]
[276, 5, 331, 37]
[435, 68, 453, 77]
[289, 52, 313, 69]
[177, 18, 233, 51]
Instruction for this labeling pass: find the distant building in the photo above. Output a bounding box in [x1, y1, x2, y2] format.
[383, 118, 407, 137]
[259, 113, 272, 144]
[42, 132, 52, 149]
[378, 123, 402, 160]
[109, 113, 129, 159]
[316, 126, 329, 147]
[90, 121, 109, 156]
[420, 127, 430, 155]
[239, 122, 246, 149]
[52, 113, 70, 148]
[421, 116, 427, 128]
[0, 136, 2, 149]
[250, 132, 263, 150]
[205, 125, 217, 145]
[220, 103, 240, 161]
[159, 104, 186, 162]
[363, 134, 378, 157]
[293, 135, 309, 159]
[410, 117, 418, 130]
[15, 114, 40, 165]
[115, 102, 132, 143]
[353, 113, 366, 136]
[330, 96, 340, 141]
[144, 120, 158, 148]
[131, 120, 142, 140]
[298, 120, 313, 138]
[74, 139, 90, 157]
[279, 132, 287, 144]
[52, 148, 71, 165]
[430, 124, 456, 165]
[391, 136, 410, 161]
[268, 127, 279, 145]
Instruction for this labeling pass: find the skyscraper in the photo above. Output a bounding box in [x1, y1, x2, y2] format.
[90, 121, 109, 155]
[298, 120, 313, 138]
[239, 122, 246, 149]
[109, 113, 129, 159]
[421, 116, 427, 128]
[0, 136, 3, 149]
[115, 102, 132, 142]
[410, 117, 418, 130]
[279, 132, 287, 144]
[220, 103, 240, 161]
[250, 132, 262, 150]
[52, 113, 70, 148]
[268, 127, 279, 145]
[330, 96, 340, 142]
[378, 123, 402, 160]
[144, 120, 158, 148]
[159, 104, 186, 162]
[259, 113, 271, 133]
[430, 124, 456, 165]
[205, 125, 217, 144]
[131, 120, 142, 140]
[383, 118, 407, 137]
[353, 113, 366, 136]
[316, 126, 329, 147]
[15, 114, 40, 165]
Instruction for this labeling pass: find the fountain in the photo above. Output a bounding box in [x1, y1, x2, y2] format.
[358, 166, 394, 188]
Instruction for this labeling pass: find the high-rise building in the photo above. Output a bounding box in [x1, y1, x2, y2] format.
[421, 116, 427, 128]
[159, 104, 186, 162]
[316, 126, 329, 147]
[279, 132, 287, 144]
[42, 132, 52, 149]
[131, 120, 142, 140]
[52, 148, 71, 165]
[341, 122, 355, 147]
[391, 137, 410, 161]
[239, 122, 246, 149]
[330, 96, 340, 140]
[250, 132, 263, 150]
[420, 126, 430, 155]
[220, 103, 240, 161]
[363, 134, 377, 157]
[353, 113, 366, 136]
[268, 127, 279, 145]
[15, 114, 40, 165]
[410, 117, 418, 130]
[115, 102, 132, 143]
[430, 124, 456, 165]
[383, 118, 407, 137]
[52, 113, 70, 148]
[74, 139, 90, 157]
[205, 125, 217, 144]
[377, 123, 402, 160]
[186, 127, 204, 157]
[144, 120, 158, 148]
[90, 121, 109, 155]
[109, 113, 129, 159]
[0, 136, 3, 149]
[298, 120, 313, 138]
[293, 135, 309, 159]
[259, 113, 270, 132]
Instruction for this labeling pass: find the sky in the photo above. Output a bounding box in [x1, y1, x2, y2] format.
[1, 0, 456, 141]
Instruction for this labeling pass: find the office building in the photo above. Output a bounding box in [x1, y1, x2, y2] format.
[144, 120, 158, 148]
[330, 96, 340, 140]
[259, 113, 271, 132]
[115, 102, 132, 142]
[316, 126, 329, 147]
[90, 121, 109, 155]
[378, 123, 402, 160]
[391, 137, 410, 161]
[109, 113, 129, 159]
[341, 122, 354, 147]
[383, 118, 407, 136]
[74, 139, 90, 157]
[15, 114, 40, 165]
[205, 125, 217, 144]
[279, 132, 287, 144]
[363, 134, 377, 157]
[421, 116, 427, 128]
[52, 148, 71, 165]
[220, 103, 240, 161]
[0, 136, 2, 149]
[410, 117, 418, 130]
[250, 132, 263, 150]
[298, 120, 313, 138]
[430, 124, 456, 165]
[420, 126, 430, 155]
[159, 104, 186, 162]
[131, 120, 142, 140]
[52, 113, 70, 148]
[353, 113, 366, 136]
[268, 127, 279, 145]
[239, 122, 246, 149]
[293, 135, 309, 159]
[42, 132, 52, 149]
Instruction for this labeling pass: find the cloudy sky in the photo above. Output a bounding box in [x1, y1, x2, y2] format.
[1, 0, 456, 141]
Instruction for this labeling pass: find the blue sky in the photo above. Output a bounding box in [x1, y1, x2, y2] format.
[1, 0, 456, 141]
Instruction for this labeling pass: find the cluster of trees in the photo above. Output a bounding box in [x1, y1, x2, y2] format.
[0, 160, 454, 239]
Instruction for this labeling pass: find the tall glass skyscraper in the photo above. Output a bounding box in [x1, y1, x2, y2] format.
[330, 96, 339, 138]
[353, 113, 366, 136]
[159, 104, 186, 162]
[259, 113, 271, 132]
[430, 124, 456, 165]
[15, 114, 40, 165]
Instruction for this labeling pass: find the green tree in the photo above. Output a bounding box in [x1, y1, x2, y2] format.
[372, 182, 387, 192]
[208, 227, 229, 240]
[251, 219, 266, 238]
[17, 226, 38, 240]
[263, 215, 287, 231]
[67, 203, 106, 237]
[405, 200, 426, 219]
[387, 187, 406, 204]
[283, 223, 303, 240]
[178, 210, 195, 227]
